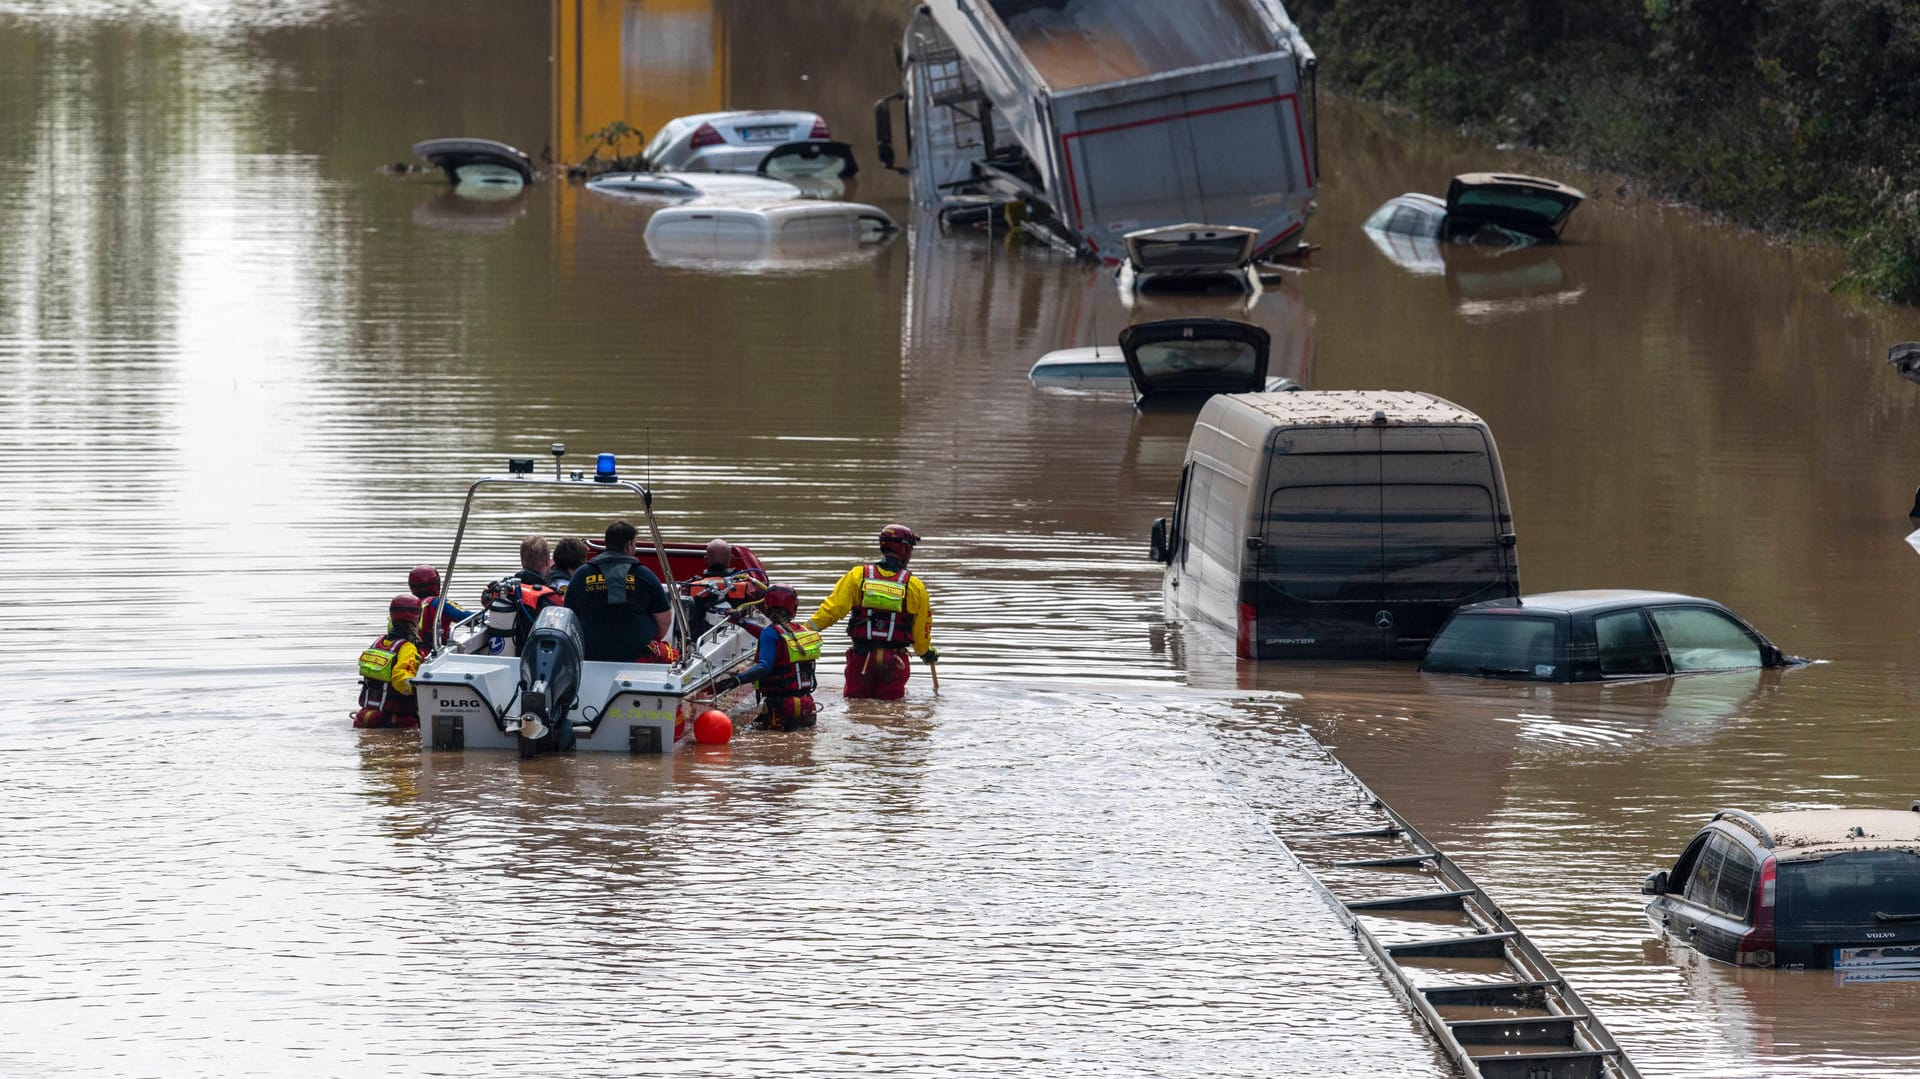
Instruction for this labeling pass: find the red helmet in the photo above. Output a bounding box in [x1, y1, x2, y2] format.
[389, 594, 423, 624]
[878, 523, 919, 560]
[407, 564, 441, 598]
[763, 584, 800, 616]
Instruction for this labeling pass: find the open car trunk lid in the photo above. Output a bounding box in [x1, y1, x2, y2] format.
[1122, 223, 1260, 277]
[1445, 173, 1586, 239]
[758, 140, 859, 182]
[1119, 318, 1270, 402]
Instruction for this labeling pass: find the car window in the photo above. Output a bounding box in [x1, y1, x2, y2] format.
[1261, 484, 1380, 600]
[1684, 834, 1728, 907]
[1195, 465, 1248, 569]
[1651, 606, 1762, 671]
[1132, 338, 1261, 388]
[1712, 842, 1758, 920]
[1778, 850, 1920, 925]
[1595, 609, 1665, 676]
[1380, 484, 1503, 603]
[1170, 464, 1192, 566]
[1420, 614, 1562, 678]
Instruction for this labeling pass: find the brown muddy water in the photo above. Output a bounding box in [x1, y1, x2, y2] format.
[4, 2, 1920, 1076]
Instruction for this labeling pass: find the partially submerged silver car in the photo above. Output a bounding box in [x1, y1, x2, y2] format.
[1028, 318, 1296, 404]
[1365, 172, 1586, 243]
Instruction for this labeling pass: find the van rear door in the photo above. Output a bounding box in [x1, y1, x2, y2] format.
[1254, 424, 1516, 659]
[1378, 428, 1518, 657]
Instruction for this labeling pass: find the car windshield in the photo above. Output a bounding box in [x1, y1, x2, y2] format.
[1779, 850, 1920, 927]
[1421, 613, 1562, 678]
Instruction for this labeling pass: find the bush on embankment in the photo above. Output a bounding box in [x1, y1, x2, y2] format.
[1288, 0, 1920, 304]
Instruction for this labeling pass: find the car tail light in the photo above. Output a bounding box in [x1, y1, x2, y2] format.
[809, 117, 830, 140]
[1738, 856, 1778, 966]
[1236, 602, 1257, 660]
[689, 123, 724, 150]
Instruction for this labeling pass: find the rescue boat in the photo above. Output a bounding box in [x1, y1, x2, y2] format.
[411, 446, 764, 758]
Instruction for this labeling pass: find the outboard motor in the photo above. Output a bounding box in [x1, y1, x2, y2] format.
[517, 606, 583, 757]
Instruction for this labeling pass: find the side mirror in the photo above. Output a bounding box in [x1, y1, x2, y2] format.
[1149, 517, 1171, 564]
[1641, 870, 1668, 896]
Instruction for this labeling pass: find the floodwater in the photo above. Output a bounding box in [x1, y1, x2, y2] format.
[4, 2, 1920, 1076]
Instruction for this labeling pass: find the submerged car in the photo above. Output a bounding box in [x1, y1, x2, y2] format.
[1116, 223, 1263, 295]
[1643, 806, 1920, 970]
[584, 171, 801, 205]
[411, 137, 535, 191]
[1365, 173, 1585, 243]
[1420, 590, 1801, 682]
[644, 110, 857, 184]
[643, 200, 897, 271]
[1028, 318, 1295, 403]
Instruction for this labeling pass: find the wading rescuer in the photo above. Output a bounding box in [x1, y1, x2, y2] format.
[565, 520, 675, 663]
[353, 595, 423, 728]
[809, 523, 936, 699]
[410, 564, 470, 645]
[711, 585, 821, 730]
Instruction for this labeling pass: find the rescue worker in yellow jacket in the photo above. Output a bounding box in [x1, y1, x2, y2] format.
[808, 523, 936, 699]
[354, 594, 424, 728]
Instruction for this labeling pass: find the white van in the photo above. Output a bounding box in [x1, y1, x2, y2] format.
[1148, 390, 1520, 659]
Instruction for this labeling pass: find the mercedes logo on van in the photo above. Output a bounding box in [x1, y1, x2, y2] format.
[1374, 610, 1395, 629]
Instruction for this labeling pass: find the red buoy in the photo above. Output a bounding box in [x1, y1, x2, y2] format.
[693, 709, 733, 745]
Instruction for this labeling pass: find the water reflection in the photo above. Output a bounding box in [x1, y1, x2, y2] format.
[1363, 229, 1584, 323]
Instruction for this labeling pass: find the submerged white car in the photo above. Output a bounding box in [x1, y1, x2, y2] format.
[644, 110, 858, 184]
[643, 201, 898, 271]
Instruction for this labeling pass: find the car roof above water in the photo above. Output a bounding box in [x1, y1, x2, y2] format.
[1195, 390, 1485, 444]
[1458, 589, 1713, 616]
[1715, 808, 1920, 857]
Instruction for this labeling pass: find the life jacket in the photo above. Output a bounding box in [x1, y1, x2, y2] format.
[420, 596, 460, 644]
[585, 552, 640, 604]
[849, 564, 915, 647]
[357, 633, 420, 717]
[763, 623, 822, 696]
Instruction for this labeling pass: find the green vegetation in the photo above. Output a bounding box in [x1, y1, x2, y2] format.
[577, 120, 647, 174]
[1290, 0, 1920, 303]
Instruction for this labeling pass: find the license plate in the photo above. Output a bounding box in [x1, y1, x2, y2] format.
[1835, 944, 1920, 969]
[739, 125, 790, 143]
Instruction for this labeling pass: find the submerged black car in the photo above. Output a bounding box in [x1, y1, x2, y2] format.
[1419, 590, 1800, 682]
[1643, 807, 1920, 970]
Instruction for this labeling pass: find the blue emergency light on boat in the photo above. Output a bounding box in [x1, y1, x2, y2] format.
[594, 453, 617, 483]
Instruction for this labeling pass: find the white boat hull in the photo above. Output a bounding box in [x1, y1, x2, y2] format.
[413, 618, 760, 754]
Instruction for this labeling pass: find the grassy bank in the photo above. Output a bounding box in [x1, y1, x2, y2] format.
[1288, 0, 1920, 303]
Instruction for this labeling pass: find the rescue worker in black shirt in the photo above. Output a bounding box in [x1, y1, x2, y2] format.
[564, 520, 674, 663]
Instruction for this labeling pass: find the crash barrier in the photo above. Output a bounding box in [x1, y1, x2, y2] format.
[1278, 730, 1641, 1079]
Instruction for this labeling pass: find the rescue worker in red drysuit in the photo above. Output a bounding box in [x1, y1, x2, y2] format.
[410, 564, 471, 646]
[354, 595, 424, 728]
[807, 523, 937, 700]
[711, 585, 821, 730]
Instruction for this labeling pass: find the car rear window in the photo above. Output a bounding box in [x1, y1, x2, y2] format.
[1420, 613, 1563, 678]
[1778, 850, 1920, 927]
